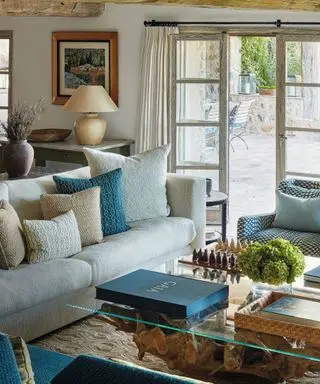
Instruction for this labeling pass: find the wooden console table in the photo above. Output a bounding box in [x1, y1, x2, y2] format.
[0, 138, 134, 167]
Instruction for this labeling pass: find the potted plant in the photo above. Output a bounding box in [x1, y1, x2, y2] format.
[1, 99, 45, 178]
[259, 85, 276, 96]
[237, 238, 305, 298]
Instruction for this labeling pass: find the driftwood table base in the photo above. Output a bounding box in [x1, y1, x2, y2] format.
[96, 306, 320, 384]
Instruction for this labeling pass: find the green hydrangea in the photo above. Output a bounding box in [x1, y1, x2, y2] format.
[237, 238, 305, 285]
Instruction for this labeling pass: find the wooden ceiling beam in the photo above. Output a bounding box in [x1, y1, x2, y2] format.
[0, 2, 105, 17]
[51, 0, 320, 12]
[0, 0, 320, 16]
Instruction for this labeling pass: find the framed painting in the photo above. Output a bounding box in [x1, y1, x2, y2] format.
[52, 31, 118, 105]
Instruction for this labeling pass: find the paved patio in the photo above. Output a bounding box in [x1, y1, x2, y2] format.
[210, 131, 320, 239]
[227, 133, 276, 238]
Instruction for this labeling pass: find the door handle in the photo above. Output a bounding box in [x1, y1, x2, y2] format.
[279, 133, 287, 141]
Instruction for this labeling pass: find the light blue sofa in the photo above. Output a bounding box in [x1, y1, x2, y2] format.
[237, 179, 320, 256]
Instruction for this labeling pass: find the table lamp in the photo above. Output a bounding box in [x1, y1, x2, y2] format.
[63, 85, 118, 145]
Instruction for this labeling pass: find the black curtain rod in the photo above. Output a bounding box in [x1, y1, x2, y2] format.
[144, 19, 320, 28]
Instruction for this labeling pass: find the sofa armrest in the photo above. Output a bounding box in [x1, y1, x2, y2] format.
[237, 213, 275, 242]
[166, 173, 206, 249]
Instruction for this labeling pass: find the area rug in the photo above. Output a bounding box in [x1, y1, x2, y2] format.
[33, 315, 319, 384]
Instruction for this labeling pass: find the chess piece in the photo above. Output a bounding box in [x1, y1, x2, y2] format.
[217, 238, 223, 251]
[216, 251, 221, 267]
[224, 239, 229, 251]
[236, 240, 242, 253]
[222, 252, 228, 268]
[230, 253, 236, 268]
[192, 249, 198, 263]
[209, 270, 215, 281]
[236, 271, 241, 284]
[197, 249, 203, 262]
[230, 238, 235, 252]
[209, 250, 215, 266]
[230, 272, 235, 284]
[192, 267, 199, 276]
[203, 249, 208, 263]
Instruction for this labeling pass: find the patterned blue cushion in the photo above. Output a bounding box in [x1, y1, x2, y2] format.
[0, 334, 21, 384]
[51, 355, 201, 384]
[278, 179, 320, 198]
[246, 228, 320, 256]
[54, 169, 128, 237]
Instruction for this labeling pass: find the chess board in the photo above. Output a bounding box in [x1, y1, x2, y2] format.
[178, 239, 252, 285]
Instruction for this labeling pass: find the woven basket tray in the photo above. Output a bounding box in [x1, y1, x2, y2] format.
[234, 291, 320, 344]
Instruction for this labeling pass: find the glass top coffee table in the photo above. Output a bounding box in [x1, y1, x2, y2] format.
[67, 254, 320, 383]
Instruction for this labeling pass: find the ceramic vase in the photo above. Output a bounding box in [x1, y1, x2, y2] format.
[2, 140, 34, 178]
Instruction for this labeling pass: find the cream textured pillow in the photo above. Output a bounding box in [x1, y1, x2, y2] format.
[40, 187, 103, 247]
[23, 210, 81, 264]
[84, 144, 171, 222]
[0, 200, 26, 269]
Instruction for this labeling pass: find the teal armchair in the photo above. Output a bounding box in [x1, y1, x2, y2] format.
[237, 179, 320, 256]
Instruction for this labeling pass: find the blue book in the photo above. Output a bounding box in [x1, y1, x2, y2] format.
[261, 296, 320, 326]
[96, 269, 229, 319]
[304, 265, 320, 284]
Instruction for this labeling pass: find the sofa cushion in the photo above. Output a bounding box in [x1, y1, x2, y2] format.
[0, 200, 26, 269]
[73, 217, 196, 284]
[54, 169, 128, 237]
[23, 211, 82, 264]
[84, 144, 171, 223]
[2, 167, 91, 221]
[41, 187, 103, 247]
[273, 190, 320, 233]
[246, 227, 320, 256]
[0, 259, 92, 318]
[28, 345, 73, 384]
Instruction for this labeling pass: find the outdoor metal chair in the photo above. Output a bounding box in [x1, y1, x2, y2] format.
[204, 99, 253, 152]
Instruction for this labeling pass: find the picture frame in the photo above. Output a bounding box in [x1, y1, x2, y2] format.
[52, 31, 118, 105]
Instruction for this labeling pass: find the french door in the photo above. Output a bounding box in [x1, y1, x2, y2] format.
[171, 34, 229, 195]
[277, 34, 320, 183]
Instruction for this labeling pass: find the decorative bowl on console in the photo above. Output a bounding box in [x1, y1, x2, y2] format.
[28, 129, 72, 142]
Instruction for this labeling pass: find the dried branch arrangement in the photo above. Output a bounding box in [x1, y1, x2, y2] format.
[2, 98, 45, 141]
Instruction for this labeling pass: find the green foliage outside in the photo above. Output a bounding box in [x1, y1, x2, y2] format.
[237, 238, 304, 285]
[240, 37, 302, 88]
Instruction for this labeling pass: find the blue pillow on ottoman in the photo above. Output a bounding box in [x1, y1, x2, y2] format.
[54, 169, 128, 237]
[51, 355, 199, 384]
[0, 334, 21, 384]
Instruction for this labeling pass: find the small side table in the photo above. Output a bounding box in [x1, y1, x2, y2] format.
[206, 191, 228, 245]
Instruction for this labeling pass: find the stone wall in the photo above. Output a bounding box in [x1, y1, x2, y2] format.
[230, 94, 306, 134]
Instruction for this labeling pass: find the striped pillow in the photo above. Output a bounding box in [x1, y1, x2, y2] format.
[9, 335, 35, 384]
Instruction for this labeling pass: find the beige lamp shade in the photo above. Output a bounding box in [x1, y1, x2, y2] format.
[63, 85, 118, 113]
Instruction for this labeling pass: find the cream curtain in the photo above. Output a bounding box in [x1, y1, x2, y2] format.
[136, 27, 178, 154]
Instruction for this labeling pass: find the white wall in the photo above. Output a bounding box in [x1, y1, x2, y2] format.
[1, 4, 320, 140]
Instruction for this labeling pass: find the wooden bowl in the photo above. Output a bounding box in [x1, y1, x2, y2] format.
[28, 129, 72, 142]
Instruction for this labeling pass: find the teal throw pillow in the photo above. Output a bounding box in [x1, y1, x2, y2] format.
[53, 169, 128, 237]
[0, 334, 21, 384]
[272, 190, 320, 233]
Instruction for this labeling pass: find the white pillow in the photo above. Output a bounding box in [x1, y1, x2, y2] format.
[84, 144, 171, 222]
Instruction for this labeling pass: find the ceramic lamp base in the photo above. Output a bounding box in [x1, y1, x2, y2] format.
[74, 113, 106, 145]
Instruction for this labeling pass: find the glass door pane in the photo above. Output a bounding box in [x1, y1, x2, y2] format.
[173, 35, 228, 240]
[282, 37, 320, 180]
